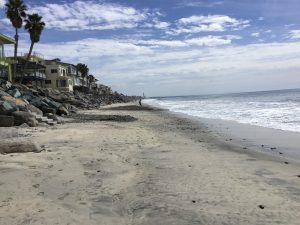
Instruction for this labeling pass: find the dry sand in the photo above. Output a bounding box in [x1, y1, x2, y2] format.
[0, 103, 300, 225]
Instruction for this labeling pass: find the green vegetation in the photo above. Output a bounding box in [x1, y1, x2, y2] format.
[5, 0, 27, 80]
[24, 13, 45, 61]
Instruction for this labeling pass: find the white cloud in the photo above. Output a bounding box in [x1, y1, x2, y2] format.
[134, 35, 239, 48]
[27, 0, 155, 31]
[175, 1, 223, 8]
[6, 36, 300, 96]
[185, 35, 240, 46]
[258, 17, 264, 21]
[168, 15, 250, 35]
[251, 32, 260, 37]
[97, 41, 300, 95]
[7, 35, 238, 60]
[288, 30, 300, 39]
[0, 0, 5, 8]
[154, 21, 170, 29]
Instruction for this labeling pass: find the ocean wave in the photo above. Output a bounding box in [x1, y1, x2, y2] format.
[144, 90, 300, 133]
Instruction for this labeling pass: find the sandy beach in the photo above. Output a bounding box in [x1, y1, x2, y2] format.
[1, 103, 300, 225]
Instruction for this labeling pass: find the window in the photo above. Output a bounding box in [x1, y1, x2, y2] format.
[45, 80, 51, 84]
[51, 69, 58, 73]
[56, 79, 67, 87]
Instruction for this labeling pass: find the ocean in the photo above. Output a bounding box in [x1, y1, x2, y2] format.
[144, 89, 300, 133]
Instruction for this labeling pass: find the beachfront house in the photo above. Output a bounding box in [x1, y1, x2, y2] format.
[81, 75, 88, 89]
[89, 75, 99, 91]
[61, 62, 83, 90]
[98, 84, 112, 95]
[43, 59, 73, 92]
[0, 34, 15, 82]
[12, 56, 46, 88]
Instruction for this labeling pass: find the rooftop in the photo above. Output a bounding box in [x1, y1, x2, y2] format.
[0, 33, 15, 44]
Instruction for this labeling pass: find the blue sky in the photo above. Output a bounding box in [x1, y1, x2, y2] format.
[1, 0, 300, 96]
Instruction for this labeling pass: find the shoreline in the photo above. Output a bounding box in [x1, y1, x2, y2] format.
[0, 102, 300, 224]
[144, 103, 300, 163]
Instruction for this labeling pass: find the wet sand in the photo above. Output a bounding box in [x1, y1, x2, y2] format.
[0, 103, 300, 225]
[195, 117, 300, 161]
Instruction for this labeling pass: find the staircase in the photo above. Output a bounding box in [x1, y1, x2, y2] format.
[31, 113, 57, 126]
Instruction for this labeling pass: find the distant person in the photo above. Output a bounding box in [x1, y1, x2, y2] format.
[139, 97, 142, 106]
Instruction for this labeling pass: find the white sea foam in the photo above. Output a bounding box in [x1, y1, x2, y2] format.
[144, 89, 300, 132]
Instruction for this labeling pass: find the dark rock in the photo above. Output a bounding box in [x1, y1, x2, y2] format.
[7, 88, 21, 98]
[57, 106, 69, 116]
[12, 111, 38, 127]
[0, 79, 12, 90]
[0, 89, 10, 97]
[258, 205, 265, 209]
[1, 95, 27, 110]
[42, 97, 61, 109]
[19, 123, 30, 128]
[41, 106, 57, 115]
[284, 162, 289, 164]
[0, 115, 14, 127]
[22, 94, 45, 108]
[0, 100, 17, 115]
[27, 104, 43, 116]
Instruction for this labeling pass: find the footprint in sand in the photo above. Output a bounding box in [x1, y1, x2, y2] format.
[32, 184, 40, 188]
[58, 193, 70, 200]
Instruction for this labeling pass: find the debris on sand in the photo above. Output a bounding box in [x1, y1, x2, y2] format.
[0, 140, 41, 154]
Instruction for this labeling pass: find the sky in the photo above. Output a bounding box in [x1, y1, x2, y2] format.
[1, 0, 300, 97]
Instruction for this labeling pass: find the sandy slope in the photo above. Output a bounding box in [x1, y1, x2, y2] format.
[0, 103, 300, 225]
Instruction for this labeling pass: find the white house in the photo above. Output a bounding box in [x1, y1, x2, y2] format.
[43, 59, 73, 92]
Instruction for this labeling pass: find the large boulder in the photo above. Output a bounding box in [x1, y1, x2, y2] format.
[12, 111, 38, 127]
[0, 140, 41, 154]
[27, 104, 43, 116]
[1, 95, 27, 109]
[0, 89, 10, 98]
[57, 105, 69, 116]
[0, 115, 14, 127]
[22, 93, 46, 108]
[7, 88, 21, 98]
[41, 106, 57, 114]
[42, 97, 61, 109]
[0, 101, 18, 115]
[0, 79, 12, 91]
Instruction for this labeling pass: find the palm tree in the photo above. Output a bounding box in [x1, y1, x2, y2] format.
[77, 63, 89, 87]
[88, 74, 96, 88]
[24, 13, 45, 61]
[88, 74, 95, 83]
[77, 63, 89, 77]
[5, 0, 27, 80]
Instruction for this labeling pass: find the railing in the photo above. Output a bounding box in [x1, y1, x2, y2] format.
[0, 57, 16, 64]
[5, 51, 44, 60]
